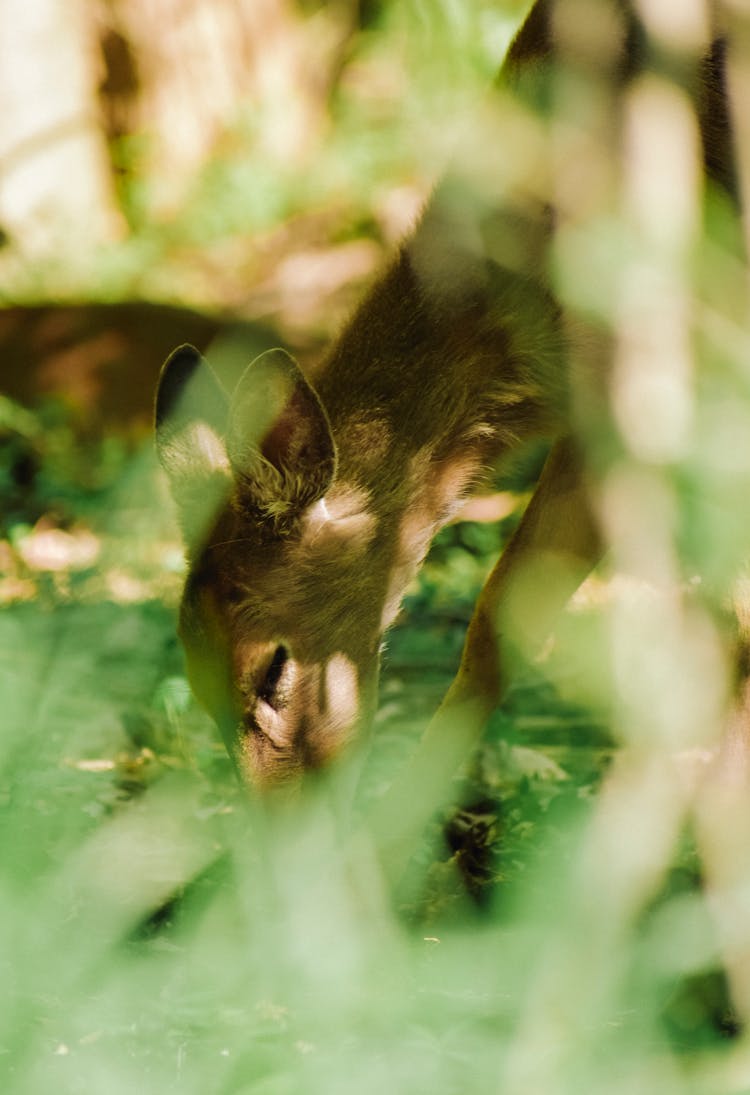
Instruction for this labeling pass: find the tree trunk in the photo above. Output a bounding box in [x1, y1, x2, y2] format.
[0, 0, 124, 256]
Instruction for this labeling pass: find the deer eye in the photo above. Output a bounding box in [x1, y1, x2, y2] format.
[257, 645, 289, 709]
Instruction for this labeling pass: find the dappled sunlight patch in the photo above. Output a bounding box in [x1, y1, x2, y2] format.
[0, 538, 37, 604]
[1, 529, 86, 602]
[303, 485, 378, 561]
[103, 569, 154, 605]
[324, 653, 359, 738]
[16, 524, 100, 572]
[248, 240, 382, 334]
[64, 744, 169, 788]
[501, 742, 569, 783]
[0, 576, 37, 604]
[0, 500, 187, 606]
[67, 757, 117, 773]
[449, 490, 518, 525]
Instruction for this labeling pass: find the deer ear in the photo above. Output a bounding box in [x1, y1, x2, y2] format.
[155, 344, 232, 548]
[227, 348, 337, 525]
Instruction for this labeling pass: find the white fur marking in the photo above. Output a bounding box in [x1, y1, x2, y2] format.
[325, 654, 359, 733]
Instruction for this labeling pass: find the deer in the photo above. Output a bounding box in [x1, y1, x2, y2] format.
[155, 0, 742, 816]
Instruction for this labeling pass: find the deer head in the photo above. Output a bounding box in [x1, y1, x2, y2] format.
[155, 344, 389, 786]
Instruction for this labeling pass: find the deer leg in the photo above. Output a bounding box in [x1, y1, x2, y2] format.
[370, 434, 603, 880]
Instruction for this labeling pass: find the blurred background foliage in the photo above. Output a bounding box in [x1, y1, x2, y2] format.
[1, 0, 750, 1091]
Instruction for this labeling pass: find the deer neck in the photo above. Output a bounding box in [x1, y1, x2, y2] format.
[316, 256, 482, 538]
[309, 179, 562, 629]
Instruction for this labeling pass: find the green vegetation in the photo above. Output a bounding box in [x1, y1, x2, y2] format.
[0, 392, 742, 1093]
[2, 0, 750, 1091]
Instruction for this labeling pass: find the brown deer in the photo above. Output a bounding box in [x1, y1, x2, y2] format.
[155, 0, 741, 796]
